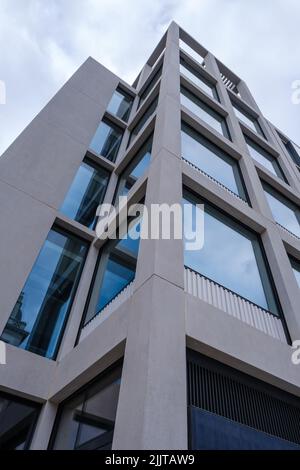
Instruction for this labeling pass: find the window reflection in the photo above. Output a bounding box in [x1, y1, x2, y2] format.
[290, 257, 300, 288]
[181, 124, 246, 199]
[263, 184, 300, 238]
[116, 137, 152, 199]
[89, 119, 123, 162]
[180, 58, 218, 100]
[107, 88, 133, 122]
[0, 392, 40, 450]
[60, 160, 110, 229]
[245, 136, 285, 180]
[1, 228, 88, 359]
[128, 96, 158, 147]
[51, 364, 122, 450]
[138, 66, 162, 108]
[181, 87, 230, 139]
[183, 192, 279, 315]
[232, 103, 264, 137]
[83, 216, 141, 325]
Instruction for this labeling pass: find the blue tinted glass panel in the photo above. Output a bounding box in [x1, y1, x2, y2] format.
[129, 97, 158, 146]
[181, 87, 228, 138]
[181, 125, 245, 198]
[84, 220, 141, 324]
[264, 185, 300, 237]
[118, 138, 152, 198]
[1, 229, 88, 359]
[89, 120, 123, 162]
[60, 161, 109, 229]
[107, 89, 133, 122]
[95, 257, 135, 312]
[180, 61, 217, 100]
[290, 257, 300, 288]
[245, 137, 284, 179]
[232, 103, 264, 137]
[183, 195, 279, 314]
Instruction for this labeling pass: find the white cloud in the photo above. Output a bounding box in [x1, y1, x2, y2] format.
[0, 0, 299, 156]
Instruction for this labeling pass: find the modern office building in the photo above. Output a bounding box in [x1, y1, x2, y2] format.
[0, 21, 300, 450]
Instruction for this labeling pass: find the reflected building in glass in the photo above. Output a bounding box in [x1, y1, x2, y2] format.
[0, 22, 300, 451]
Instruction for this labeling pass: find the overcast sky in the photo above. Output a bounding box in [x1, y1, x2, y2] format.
[0, 0, 299, 156]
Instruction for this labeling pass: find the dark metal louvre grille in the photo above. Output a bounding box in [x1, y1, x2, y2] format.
[187, 355, 300, 445]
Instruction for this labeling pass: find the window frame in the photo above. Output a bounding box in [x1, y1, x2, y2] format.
[183, 188, 283, 318]
[128, 95, 158, 147]
[289, 256, 300, 288]
[232, 101, 265, 138]
[180, 86, 230, 140]
[60, 157, 111, 230]
[78, 211, 142, 333]
[1, 226, 89, 360]
[245, 135, 287, 182]
[48, 359, 123, 450]
[181, 122, 248, 202]
[89, 117, 124, 163]
[114, 135, 152, 203]
[263, 182, 300, 237]
[107, 87, 134, 122]
[0, 390, 41, 450]
[180, 56, 219, 102]
[137, 64, 162, 109]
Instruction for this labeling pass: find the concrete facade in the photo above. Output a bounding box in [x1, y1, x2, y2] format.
[0, 22, 300, 449]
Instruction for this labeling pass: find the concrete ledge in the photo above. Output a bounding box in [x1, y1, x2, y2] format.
[0, 345, 57, 402]
[185, 293, 300, 397]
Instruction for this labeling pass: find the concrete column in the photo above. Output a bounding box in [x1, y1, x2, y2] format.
[113, 21, 188, 450]
[30, 401, 58, 450]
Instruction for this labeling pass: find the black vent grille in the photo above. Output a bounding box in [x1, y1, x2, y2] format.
[187, 353, 300, 445]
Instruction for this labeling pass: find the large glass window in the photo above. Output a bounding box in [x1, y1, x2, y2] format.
[60, 160, 110, 229]
[50, 363, 122, 450]
[179, 39, 205, 67]
[138, 66, 162, 108]
[181, 124, 246, 200]
[116, 137, 152, 199]
[263, 184, 300, 238]
[279, 135, 300, 167]
[0, 392, 40, 450]
[83, 216, 141, 326]
[1, 228, 88, 359]
[245, 136, 285, 181]
[180, 58, 218, 101]
[89, 119, 123, 162]
[232, 102, 264, 137]
[290, 257, 300, 288]
[183, 191, 279, 315]
[128, 96, 158, 147]
[107, 88, 133, 122]
[181, 87, 230, 139]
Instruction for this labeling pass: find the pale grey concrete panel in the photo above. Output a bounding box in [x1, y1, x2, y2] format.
[64, 57, 120, 107]
[113, 275, 187, 450]
[0, 344, 57, 401]
[0, 180, 56, 333]
[0, 117, 87, 209]
[185, 295, 300, 397]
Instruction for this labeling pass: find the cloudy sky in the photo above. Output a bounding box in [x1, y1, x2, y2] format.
[0, 0, 299, 155]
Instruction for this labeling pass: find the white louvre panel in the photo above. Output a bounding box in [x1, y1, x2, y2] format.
[184, 268, 286, 343]
[220, 72, 238, 93]
[276, 222, 300, 241]
[183, 158, 248, 204]
[80, 281, 134, 342]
